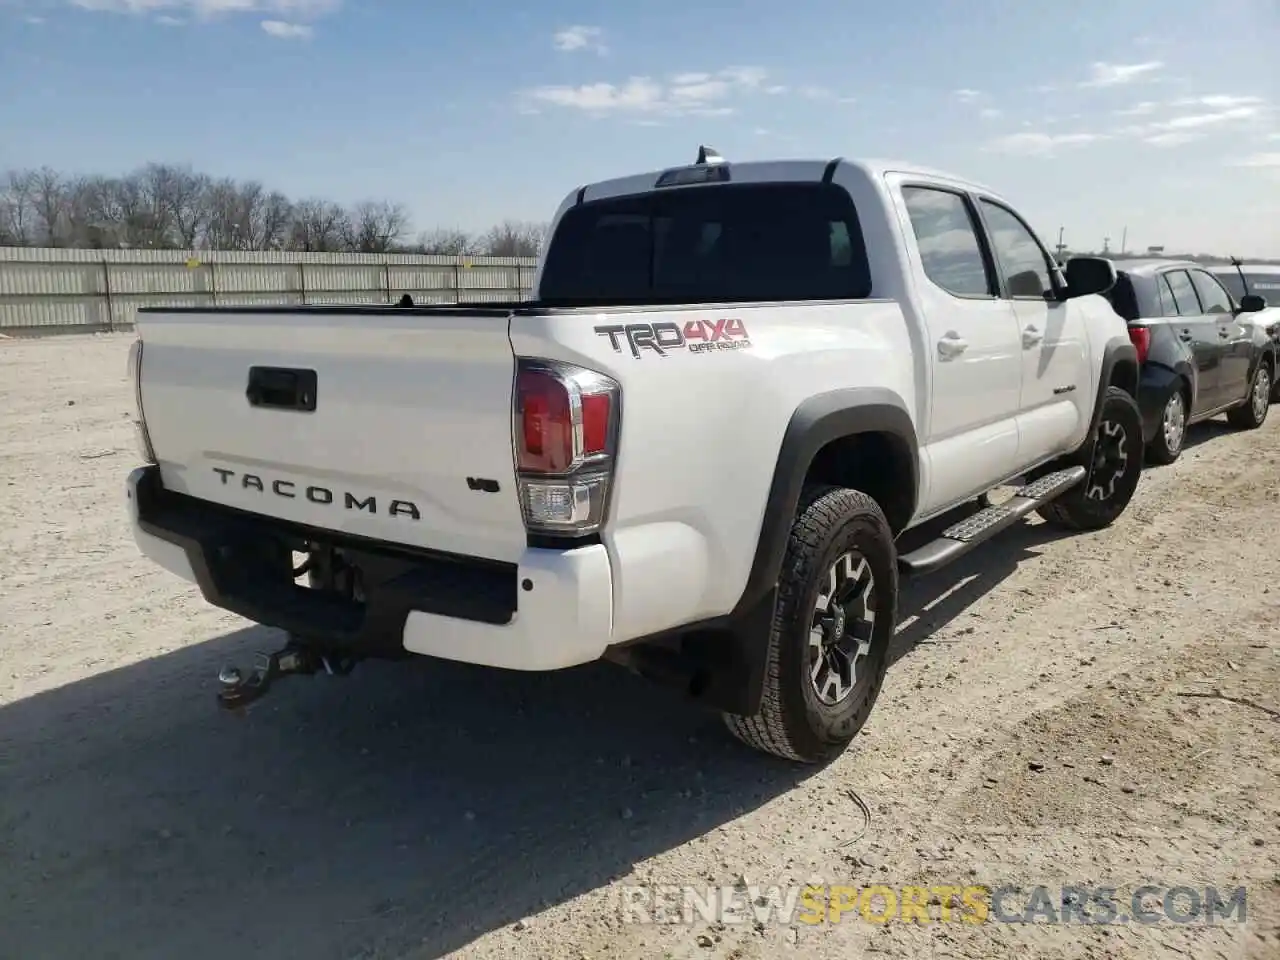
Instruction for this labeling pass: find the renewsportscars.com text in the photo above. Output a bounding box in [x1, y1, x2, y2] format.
[619, 883, 1248, 926]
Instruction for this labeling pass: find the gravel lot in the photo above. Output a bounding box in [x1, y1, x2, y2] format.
[1, 332, 1277, 960]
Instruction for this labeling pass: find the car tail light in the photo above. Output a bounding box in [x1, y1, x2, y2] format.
[513, 358, 620, 539]
[1128, 325, 1151, 365]
[126, 337, 157, 464]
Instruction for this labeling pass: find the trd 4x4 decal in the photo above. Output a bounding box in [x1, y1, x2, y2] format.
[594, 319, 752, 359]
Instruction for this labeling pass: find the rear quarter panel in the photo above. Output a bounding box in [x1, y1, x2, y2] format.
[510, 300, 914, 643]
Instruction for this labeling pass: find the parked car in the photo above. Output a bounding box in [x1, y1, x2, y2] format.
[1209, 263, 1280, 307]
[1210, 263, 1280, 401]
[1104, 259, 1275, 464]
[125, 149, 1146, 764]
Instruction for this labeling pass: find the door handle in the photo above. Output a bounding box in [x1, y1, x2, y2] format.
[1022, 325, 1043, 348]
[1179, 330, 1193, 342]
[937, 333, 968, 359]
[1218, 329, 1231, 338]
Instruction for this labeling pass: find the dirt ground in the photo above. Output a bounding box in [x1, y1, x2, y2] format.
[1, 332, 1277, 960]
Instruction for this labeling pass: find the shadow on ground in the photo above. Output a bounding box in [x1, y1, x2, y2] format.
[0, 509, 1079, 960]
[1179, 415, 1242, 454]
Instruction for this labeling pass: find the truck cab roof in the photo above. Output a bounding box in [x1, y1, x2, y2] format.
[574, 155, 1001, 205]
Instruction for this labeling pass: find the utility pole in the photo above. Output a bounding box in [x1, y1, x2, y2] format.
[1120, 226, 1128, 255]
[1055, 226, 1066, 261]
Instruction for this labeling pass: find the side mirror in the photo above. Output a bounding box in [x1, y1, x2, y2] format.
[1062, 256, 1118, 299]
[1238, 293, 1267, 313]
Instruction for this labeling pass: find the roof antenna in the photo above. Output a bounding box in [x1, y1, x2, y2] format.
[1229, 255, 1250, 296]
[696, 145, 725, 165]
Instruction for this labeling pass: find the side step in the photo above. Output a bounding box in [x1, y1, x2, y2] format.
[897, 466, 1086, 577]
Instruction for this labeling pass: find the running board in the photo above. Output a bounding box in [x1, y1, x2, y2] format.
[898, 465, 1087, 577]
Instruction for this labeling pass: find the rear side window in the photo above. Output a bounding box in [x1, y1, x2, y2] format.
[1162, 270, 1201, 316]
[901, 187, 992, 298]
[537, 182, 872, 305]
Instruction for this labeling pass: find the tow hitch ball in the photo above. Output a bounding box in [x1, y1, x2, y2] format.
[216, 644, 357, 710]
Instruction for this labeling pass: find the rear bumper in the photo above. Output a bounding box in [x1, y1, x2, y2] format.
[126, 465, 614, 670]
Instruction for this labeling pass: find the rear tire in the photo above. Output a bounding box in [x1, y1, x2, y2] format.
[1038, 386, 1144, 531]
[1225, 362, 1271, 430]
[722, 485, 897, 764]
[1145, 384, 1188, 466]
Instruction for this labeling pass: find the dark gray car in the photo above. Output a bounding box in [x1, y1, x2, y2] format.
[1104, 259, 1275, 464]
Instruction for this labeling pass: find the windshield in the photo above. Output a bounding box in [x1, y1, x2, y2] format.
[536, 182, 872, 306]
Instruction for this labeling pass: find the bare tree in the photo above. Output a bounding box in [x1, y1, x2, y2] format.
[0, 170, 37, 245]
[29, 167, 70, 246]
[342, 200, 410, 253]
[204, 178, 292, 250]
[480, 219, 547, 258]
[0, 161, 570, 258]
[139, 164, 210, 248]
[289, 198, 350, 252]
[416, 227, 476, 256]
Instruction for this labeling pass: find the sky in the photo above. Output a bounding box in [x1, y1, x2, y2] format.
[1, 0, 1278, 257]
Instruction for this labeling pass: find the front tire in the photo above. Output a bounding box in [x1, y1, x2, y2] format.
[1226, 362, 1271, 430]
[722, 485, 898, 764]
[1038, 386, 1144, 531]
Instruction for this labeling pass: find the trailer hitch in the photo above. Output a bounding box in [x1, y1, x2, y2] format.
[216, 643, 358, 711]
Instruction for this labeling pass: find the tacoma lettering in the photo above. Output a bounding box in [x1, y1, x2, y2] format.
[211, 467, 419, 521]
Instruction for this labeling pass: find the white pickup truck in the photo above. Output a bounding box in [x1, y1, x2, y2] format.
[125, 148, 1143, 763]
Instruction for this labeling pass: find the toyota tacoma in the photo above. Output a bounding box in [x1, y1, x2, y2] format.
[125, 148, 1144, 763]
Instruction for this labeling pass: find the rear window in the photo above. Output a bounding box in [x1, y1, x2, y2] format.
[537, 182, 872, 306]
[1104, 273, 1140, 321]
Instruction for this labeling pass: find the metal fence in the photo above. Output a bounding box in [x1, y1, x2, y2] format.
[0, 246, 540, 334]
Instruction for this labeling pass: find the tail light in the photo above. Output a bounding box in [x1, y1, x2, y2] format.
[126, 337, 157, 465]
[1127, 325, 1150, 365]
[513, 358, 620, 539]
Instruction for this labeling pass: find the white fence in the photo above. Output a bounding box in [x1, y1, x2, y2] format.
[0, 247, 540, 334]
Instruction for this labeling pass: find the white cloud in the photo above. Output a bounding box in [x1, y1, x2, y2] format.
[520, 66, 771, 118]
[953, 88, 981, 103]
[1160, 105, 1261, 129]
[979, 107, 1002, 120]
[985, 132, 1105, 157]
[1143, 132, 1203, 147]
[553, 25, 606, 54]
[1079, 61, 1162, 87]
[68, 0, 339, 20]
[1114, 101, 1158, 117]
[1111, 97, 1267, 147]
[260, 18, 309, 37]
[1232, 153, 1280, 168]
[24, 13, 46, 23]
[719, 66, 768, 89]
[1173, 94, 1264, 109]
[156, 13, 183, 23]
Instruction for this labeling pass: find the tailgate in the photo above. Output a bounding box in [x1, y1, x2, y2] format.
[135, 308, 526, 563]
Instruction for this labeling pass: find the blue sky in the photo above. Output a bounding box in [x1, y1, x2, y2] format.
[2, 0, 1278, 256]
